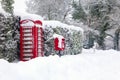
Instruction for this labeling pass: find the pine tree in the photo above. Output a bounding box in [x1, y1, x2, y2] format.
[89, 0, 112, 49]
[72, 0, 113, 50]
[0, 0, 20, 62]
[1, 0, 14, 14]
[0, 15, 20, 62]
[72, 1, 87, 21]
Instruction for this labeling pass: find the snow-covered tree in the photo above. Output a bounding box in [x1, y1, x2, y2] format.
[1, 0, 14, 14]
[0, 0, 20, 62]
[72, 0, 87, 22]
[26, 0, 72, 21]
[0, 13, 20, 62]
[72, 0, 120, 50]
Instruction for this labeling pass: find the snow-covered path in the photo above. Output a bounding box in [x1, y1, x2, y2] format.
[0, 49, 120, 80]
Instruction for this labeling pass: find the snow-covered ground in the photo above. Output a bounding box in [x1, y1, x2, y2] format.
[0, 49, 120, 80]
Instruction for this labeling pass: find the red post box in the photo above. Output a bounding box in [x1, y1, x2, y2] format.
[54, 34, 65, 51]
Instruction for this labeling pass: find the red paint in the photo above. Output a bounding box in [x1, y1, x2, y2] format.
[20, 19, 43, 61]
[20, 27, 23, 61]
[33, 26, 38, 58]
[40, 27, 44, 56]
[54, 37, 65, 51]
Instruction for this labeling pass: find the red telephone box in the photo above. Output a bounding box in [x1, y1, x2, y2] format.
[54, 36, 65, 51]
[20, 19, 43, 61]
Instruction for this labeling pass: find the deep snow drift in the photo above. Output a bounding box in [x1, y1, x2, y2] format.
[0, 49, 120, 80]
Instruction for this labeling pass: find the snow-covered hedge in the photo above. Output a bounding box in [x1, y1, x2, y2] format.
[0, 13, 20, 62]
[43, 21, 83, 56]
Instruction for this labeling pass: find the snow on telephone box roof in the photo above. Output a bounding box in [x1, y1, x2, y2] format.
[20, 20, 35, 27]
[14, 12, 43, 21]
[15, 12, 43, 28]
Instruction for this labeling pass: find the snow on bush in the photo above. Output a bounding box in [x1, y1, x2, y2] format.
[0, 14, 20, 62]
[43, 20, 84, 56]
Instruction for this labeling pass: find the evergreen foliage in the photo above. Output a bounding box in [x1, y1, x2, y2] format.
[89, 1, 112, 19]
[0, 0, 20, 62]
[72, 1, 87, 21]
[1, 0, 14, 14]
[44, 24, 83, 56]
[72, 0, 114, 50]
[0, 14, 20, 62]
[89, 1, 112, 49]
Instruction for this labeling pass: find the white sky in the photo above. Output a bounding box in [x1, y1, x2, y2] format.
[0, 2, 5, 13]
[13, 0, 27, 13]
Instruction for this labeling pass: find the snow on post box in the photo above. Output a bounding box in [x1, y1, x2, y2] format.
[53, 34, 65, 51]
